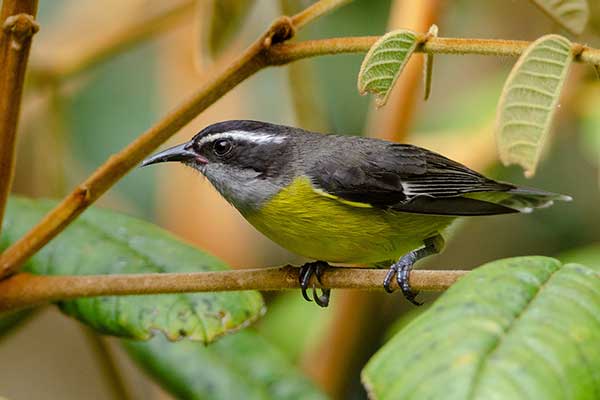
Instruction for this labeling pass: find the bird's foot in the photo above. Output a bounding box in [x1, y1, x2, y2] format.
[299, 261, 331, 308]
[383, 253, 423, 306]
[382, 236, 444, 306]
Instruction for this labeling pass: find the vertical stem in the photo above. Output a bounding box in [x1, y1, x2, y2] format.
[0, 0, 39, 235]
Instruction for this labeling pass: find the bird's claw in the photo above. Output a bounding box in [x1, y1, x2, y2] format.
[383, 255, 423, 306]
[299, 261, 331, 308]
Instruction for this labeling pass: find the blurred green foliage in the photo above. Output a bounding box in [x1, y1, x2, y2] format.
[124, 331, 327, 400]
[66, 43, 159, 217]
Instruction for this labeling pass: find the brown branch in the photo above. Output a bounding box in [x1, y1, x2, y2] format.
[0, 0, 39, 238]
[0, 267, 466, 313]
[0, 0, 348, 280]
[30, 0, 195, 83]
[267, 36, 600, 64]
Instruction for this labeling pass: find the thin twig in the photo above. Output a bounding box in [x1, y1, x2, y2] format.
[0, 0, 39, 239]
[30, 0, 195, 83]
[0, 267, 466, 313]
[267, 36, 600, 64]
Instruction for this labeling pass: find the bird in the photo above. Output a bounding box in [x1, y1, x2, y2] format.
[142, 120, 571, 307]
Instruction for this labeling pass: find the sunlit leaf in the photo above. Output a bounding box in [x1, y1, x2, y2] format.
[200, 0, 256, 59]
[495, 34, 573, 177]
[530, 0, 589, 35]
[1, 197, 265, 343]
[362, 256, 600, 400]
[358, 29, 419, 107]
[124, 331, 327, 400]
[423, 24, 438, 101]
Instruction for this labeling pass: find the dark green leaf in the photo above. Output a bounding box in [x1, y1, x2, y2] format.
[1, 197, 264, 343]
[124, 330, 327, 400]
[362, 256, 600, 400]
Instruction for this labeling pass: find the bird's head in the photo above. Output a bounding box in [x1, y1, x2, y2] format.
[141, 120, 293, 211]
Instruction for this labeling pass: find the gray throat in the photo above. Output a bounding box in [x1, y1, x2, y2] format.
[200, 163, 284, 214]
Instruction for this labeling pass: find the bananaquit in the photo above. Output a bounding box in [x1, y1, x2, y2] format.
[142, 120, 571, 307]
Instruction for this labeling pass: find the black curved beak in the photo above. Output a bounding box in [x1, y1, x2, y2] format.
[141, 142, 201, 167]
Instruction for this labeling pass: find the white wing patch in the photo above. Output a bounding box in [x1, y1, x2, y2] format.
[401, 175, 504, 198]
[197, 130, 286, 146]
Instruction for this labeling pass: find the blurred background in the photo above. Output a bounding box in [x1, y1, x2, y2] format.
[1, 0, 599, 398]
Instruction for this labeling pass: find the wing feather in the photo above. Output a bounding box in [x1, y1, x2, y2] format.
[308, 143, 517, 216]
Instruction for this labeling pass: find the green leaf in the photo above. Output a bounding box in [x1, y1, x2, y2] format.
[1, 197, 265, 343]
[200, 0, 256, 58]
[495, 34, 573, 177]
[357, 29, 419, 107]
[124, 330, 327, 400]
[530, 0, 589, 35]
[362, 256, 600, 400]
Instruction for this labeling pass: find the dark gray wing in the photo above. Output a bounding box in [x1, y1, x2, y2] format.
[308, 143, 518, 216]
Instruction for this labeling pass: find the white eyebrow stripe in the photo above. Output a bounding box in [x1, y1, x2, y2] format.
[197, 130, 287, 146]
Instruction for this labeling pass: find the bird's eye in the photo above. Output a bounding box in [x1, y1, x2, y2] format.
[213, 139, 233, 156]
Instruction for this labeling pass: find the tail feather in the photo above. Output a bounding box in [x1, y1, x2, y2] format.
[498, 186, 572, 213]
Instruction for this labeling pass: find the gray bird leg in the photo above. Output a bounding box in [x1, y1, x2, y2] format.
[383, 235, 445, 305]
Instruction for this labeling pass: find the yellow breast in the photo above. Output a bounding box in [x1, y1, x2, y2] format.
[244, 177, 455, 265]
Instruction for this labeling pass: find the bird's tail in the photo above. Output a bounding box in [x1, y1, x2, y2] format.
[466, 185, 572, 213]
[497, 186, 572, 213]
